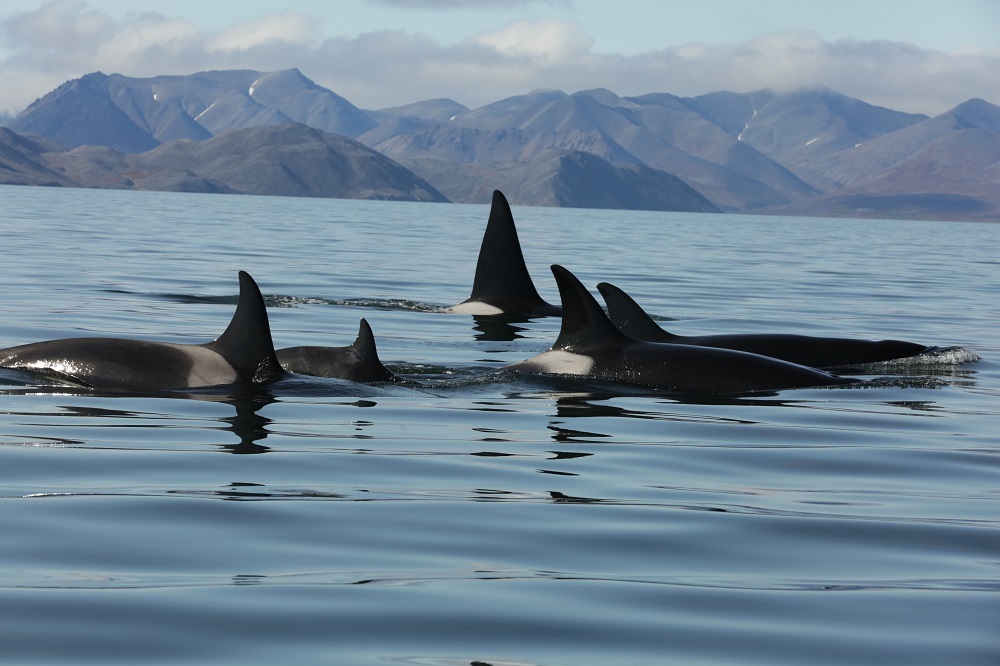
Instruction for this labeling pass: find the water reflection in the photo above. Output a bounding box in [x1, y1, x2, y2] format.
[548, 451, 591, 460]
[232, 574, 266, 585]
[548, 424, 612, 443]
[169, 482, 346, 501]
[0, 384, 277, 453]
[209, 391, 380, 453]
[552, 394, 767, 424]
[537, 468, 578, 477]
[211, 481, 271, 498]
[470, 314, 534, 341]
[552, 395, 624, 417]
[548, 490, 602, 503]
[884, 400, 940, 412]
[217, 395, 273, 454]
[57, 404, 144, 420]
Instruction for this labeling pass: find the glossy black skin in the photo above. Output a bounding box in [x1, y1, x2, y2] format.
[0, 271, 285, 392]
[449, 189, 562, 317]
[507, 266, 859, 395]
[597, 282, 929, 369]
[277, 318, 400, 383]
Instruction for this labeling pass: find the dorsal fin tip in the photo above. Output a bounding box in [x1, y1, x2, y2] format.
[466, 188, 545, 307]
[550, 265, 629, 350]
[596, 281, 677, 341]
[354, 318, 397, 382]
[208, 271, 282, 383]
[355, 318, 378, 356]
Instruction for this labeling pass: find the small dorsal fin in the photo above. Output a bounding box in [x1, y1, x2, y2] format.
[353, 318, 378, 356]
[464, 190, 559, 315]
[550, 265, 631, 350]
[206, 271, 283, 383]
[597, 282, 678, 342]
[351, 318, 398, 383]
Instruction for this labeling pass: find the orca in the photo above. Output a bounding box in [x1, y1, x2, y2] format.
[597, 281, 930, 369]
[505, 265, 858, 394]
[276, 318, 400, 383]
[445, 189, 561, 317]
[0, 271, 285, 392]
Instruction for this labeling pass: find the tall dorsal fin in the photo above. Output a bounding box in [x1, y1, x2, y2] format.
[465, 190, 557, 314]
[205, 271, 284, 383]
[352, 318, 397, 382]
[550, 265, 631, 350]
[597, 282, 678, 342]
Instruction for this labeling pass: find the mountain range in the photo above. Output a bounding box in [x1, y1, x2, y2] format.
[2, 68, 997, 221]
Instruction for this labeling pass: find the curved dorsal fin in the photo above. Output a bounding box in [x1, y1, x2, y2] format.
[465, 190, 558, 314]
[597, 282, 677, 342]
[205, 271, 283, 383]
[550, 265, 631, 350]
[353, 318, 379, 356]
[352, 318, 398, 382]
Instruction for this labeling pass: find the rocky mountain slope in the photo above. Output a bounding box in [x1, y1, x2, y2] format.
[2, 123, 448, 202]
[4, 69, 997, 220]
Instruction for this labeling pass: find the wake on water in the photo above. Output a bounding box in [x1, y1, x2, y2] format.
[831, 345, 980, 371]
[34, 290, 983, 398]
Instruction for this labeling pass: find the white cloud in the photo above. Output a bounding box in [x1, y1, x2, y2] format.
[1, 2, 998, 117]
[472, 18, 592, 63]
[208, 12, 321, 53]
[3, 0, 112, 64]
[91, 13, 198, 63]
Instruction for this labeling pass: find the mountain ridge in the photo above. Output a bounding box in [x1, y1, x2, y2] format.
[3, 68, 997, 220]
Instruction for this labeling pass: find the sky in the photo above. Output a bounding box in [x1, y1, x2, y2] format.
[1, 0, 998, 117]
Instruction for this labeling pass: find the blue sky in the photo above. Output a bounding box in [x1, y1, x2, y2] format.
[19, 0, 997, 53]
[2, 0, 998, 115]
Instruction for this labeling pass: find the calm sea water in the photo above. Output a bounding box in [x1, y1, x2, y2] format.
[1, 184, 998, 665]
